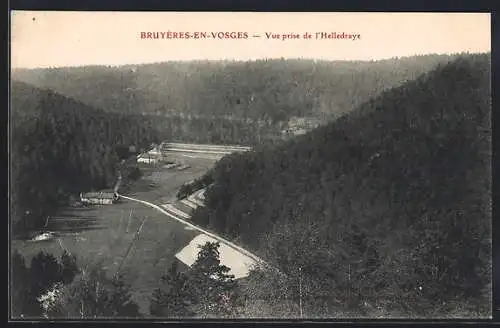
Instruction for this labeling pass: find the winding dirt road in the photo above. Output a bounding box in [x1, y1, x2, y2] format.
[116, 193, 267, 268]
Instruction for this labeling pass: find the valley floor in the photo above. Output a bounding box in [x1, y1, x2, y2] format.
[11, 151, 220, 315]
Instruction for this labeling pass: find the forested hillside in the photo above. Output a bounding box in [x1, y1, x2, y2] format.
[153, 114, 282, 146]
[10, 82, 161, 235]
[191, 54, 492, 317]
[12, 54, 459, 124]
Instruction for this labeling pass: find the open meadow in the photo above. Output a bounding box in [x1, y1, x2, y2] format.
[11, 152, 220, 315]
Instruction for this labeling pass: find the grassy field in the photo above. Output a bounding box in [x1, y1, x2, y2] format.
[123, 154, 215, 204]
[11, 152, 218, 316]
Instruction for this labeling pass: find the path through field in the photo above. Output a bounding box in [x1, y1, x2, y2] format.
[11, 143, 258, 316]
[118, 193, 266, 271]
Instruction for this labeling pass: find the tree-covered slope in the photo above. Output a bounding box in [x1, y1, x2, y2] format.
[10, 81, 161, 234]
[192, 53, 492, 317]
[12, 54, 460, 123]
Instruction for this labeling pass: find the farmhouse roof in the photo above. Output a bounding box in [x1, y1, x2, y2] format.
[137, 153, 161, 158]
[81, 192, 116, 199]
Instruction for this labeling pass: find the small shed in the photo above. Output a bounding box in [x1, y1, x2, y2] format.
[80, 192, 119, 205]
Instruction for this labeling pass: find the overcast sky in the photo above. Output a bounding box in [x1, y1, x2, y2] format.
[10, 11, 491, 69]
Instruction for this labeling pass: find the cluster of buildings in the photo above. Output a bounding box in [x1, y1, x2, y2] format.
[282, 116, 322, 136]
[80, 141, 204, 205]
[79, 142, 174, 205]
[136, 143, 164, 164]
[136, 142, 191, 170]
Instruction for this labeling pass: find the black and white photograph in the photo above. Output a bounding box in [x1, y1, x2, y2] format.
[9, 11, 492, 320]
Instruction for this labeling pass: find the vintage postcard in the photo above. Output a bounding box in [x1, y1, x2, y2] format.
[9, 11, 492, 320]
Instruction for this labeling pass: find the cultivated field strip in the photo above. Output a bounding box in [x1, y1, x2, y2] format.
[164, 142, 252, 152]
[180, 199, 199, 210]
[187, 194, 205, 207]
[166, 148, 234, 155]
[177, 153, 225, 161]
[161, 204, 191, 220]
[175, 234, 256, 280]
[194, 189, 205, 201]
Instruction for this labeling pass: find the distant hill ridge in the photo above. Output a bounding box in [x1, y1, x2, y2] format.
[12, 54, 462, 123]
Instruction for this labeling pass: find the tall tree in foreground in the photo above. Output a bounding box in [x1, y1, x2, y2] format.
[187, 242, 241, 318]
[149, 261, 192, 318]
[11, 251, 36, 318]
[47, 267, 141, 318]
[10, 250, 80, 319]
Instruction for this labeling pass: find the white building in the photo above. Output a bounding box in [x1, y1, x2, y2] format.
[147, 147, 162, 157]
[137, 155, 160, 164]
[136, 145, 163, 164]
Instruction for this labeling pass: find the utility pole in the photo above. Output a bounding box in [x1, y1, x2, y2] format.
[126, 208, 133, 233]
[299, 266, 303, 318]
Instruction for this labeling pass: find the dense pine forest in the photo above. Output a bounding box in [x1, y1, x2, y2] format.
[10, 53, 491, 319]
[154, 114, 283, 146]
[10, 81, 161, 235]
[12, 54, 459, 125]
[190, 54, 492, 317]
[10, 54, 465, 234]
